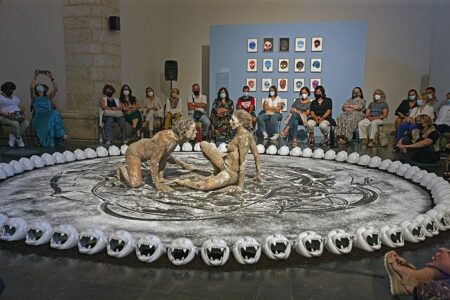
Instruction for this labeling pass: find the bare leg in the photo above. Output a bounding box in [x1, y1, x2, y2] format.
[176, 170, 237, 191]
[200, 141, 224, 174]
[124, 155, 143, 188]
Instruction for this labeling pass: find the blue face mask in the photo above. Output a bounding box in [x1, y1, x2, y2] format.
[416, 99, 423, 106]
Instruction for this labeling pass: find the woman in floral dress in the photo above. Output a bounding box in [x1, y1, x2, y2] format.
[334, 87, 366, 145]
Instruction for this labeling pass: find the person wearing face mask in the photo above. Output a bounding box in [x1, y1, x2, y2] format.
[30, 69, 67, 148]
[211, 87, 234, 142]
[393, 89, 419, 147]
[0, 81, 29, 147]
[119, 84, 142, 139]
[99, 84, 128, 145]
[143, 87, 163, 138]
[358, 89, 389, 147]
[236, 85, 257, 127]
[435, 92, 450, 134]
[279, 87, 311, 147]
[306, 85, 333, 147]
[334, 87, 366, 145]
[394, 92, 434, 151]
[164, 88, 183, 130]
[398, 114, 441, 164]
[426, 86, 446, 117]
[187, 83, 210, 141]
[257, 85, 283, 140]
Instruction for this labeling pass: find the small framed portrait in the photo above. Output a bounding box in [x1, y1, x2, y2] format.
[278, 59, 289, 73]
[261, 78, 272, 92]
[247, 58, 257, 72]
[294, 37, 306, 52]
[247, 38, 258, 53]
[246, 78, 257, 92]
[263, 38, 274, 53]
[281, 98, 288, 112]
[278, 78, 288, 92]
[263, 58, 273, 72]
[294, 59, 305, 72]
[311, 37, 323, 52]
[310, 58, 322, 73]
[279, 37, 289, 52]
[310, 78, 321, 91]
[293, 78, 305, 92]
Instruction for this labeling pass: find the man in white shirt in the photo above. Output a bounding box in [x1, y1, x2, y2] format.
[0, 81, 29, 147]
[435, 92, 450, 134]
[187, 83, 210, 140]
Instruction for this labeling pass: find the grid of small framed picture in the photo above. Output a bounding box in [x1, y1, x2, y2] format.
[246, 37, 322, 93]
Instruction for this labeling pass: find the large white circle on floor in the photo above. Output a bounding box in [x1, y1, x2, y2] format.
[0, 153, 430, 244]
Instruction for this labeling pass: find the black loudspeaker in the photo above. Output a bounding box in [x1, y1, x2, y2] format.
[165, 60, 178, 81]
[109, 16, 120, 31]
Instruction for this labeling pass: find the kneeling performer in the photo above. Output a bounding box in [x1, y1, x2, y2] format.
[175, 110, 262, 193]
[117, 117, 197, 191]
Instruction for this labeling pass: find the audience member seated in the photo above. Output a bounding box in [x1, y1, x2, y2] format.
[211, 87, 234, 142]
[30, 70, 66, 148]
[426, 86, 446, 118]
[435, 92, 450, 134]
[384, 249, 450, 297]
[358, 89, 389, 148]
[188, 83, 210, 140]
[394, 91, 434, 151]
[279, 87, 311, 147]
[257, 85, 282, 140]
[334, 86, 366, 145]
[394, 89, 418, 132]
[164, 88, 183, 129]
[143, 86, 163, 137]
[306, 85, 333, 147]
[236, 85, 257, 128]
[119, 84, 142, 139]
[398, 114, 441, 164]
[99, 84, 127, 145]
[0, 81, 29, 147]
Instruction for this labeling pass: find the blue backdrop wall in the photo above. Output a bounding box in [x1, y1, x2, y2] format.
[210, 21, 368, 129]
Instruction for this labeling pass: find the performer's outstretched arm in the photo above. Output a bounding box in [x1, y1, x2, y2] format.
[167, 155, 194, 171]
[249, 137, 262, 181]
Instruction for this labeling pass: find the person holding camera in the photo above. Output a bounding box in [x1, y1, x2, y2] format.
[187, 83, 210, 140]
[0, 81, 29, 147]
[30, 69, 66, 147]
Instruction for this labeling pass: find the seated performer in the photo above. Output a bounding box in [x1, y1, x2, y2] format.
[117, 117, 197, 192]
[174, 110, 262, 193]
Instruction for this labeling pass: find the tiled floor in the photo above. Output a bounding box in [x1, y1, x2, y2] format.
[0, 136, 448, 299]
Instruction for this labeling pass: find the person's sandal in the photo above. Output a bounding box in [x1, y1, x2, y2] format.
[279, 127, 289, 138]
[384, 251, 415, 296]
[291, 138, 298, 147]
[309, 139, 315, 148]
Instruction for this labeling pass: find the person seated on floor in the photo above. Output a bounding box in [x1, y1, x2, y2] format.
[306, 85, 333, 147]
[358, 89, 389, 147]
[279, 86, 311, 147]
[257, 85, 282, 141]
[435, 92, 450, 134]
[384, 249, 450, 297]
[210, 87, 234, 142]
[119, 84, 142, 140]
[0, 81, 29, 148]
[393, 91, 434, 152]
[394, 89, 419, 132]
[334, 86, 366, 146]
[30, 70, 66, 148]
[143, 86, 163, 138]
[397, 114, 441, 164]
[187, 83, 210, 141]
[164, 88, 183, 129]
[99, 84, 128, 145]
[236, 85, 257, 128]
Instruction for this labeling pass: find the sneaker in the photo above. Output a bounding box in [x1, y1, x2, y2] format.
[8, 134, 15, 148]
[262, 132, 269, 139]
[16, 136, 25, 148]
[122, 140, 129, 145]
[270, 134, 279, 141]
[105, 141, 111, 145]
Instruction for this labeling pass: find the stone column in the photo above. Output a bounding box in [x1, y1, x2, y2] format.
[62, 0, 121, 140]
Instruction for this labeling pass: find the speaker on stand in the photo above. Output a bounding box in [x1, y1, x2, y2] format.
[164, 60, 178, 91]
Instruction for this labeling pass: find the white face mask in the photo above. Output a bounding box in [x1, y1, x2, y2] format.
[408, 95, 416, 101]
[269, 91, 275, 97]
[147, 91, 154, 97]
[374, 94, 381, 101]
[428, 93, 433, 100]
[123, 90, 130, 96]
[301, 93, 308, 99]
[243, 92, 249, 97]
[220, 92, 226, 99]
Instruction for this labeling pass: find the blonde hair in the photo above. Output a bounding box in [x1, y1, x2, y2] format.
[234, 110, 253, 130]
[171, 88, 180, 95]
[373, 89, 386, 102]
[415, 114, 433, 129]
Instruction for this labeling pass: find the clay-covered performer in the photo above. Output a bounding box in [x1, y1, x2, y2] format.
[117, 117, 197, 191]
[174, 110, 262, 193]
